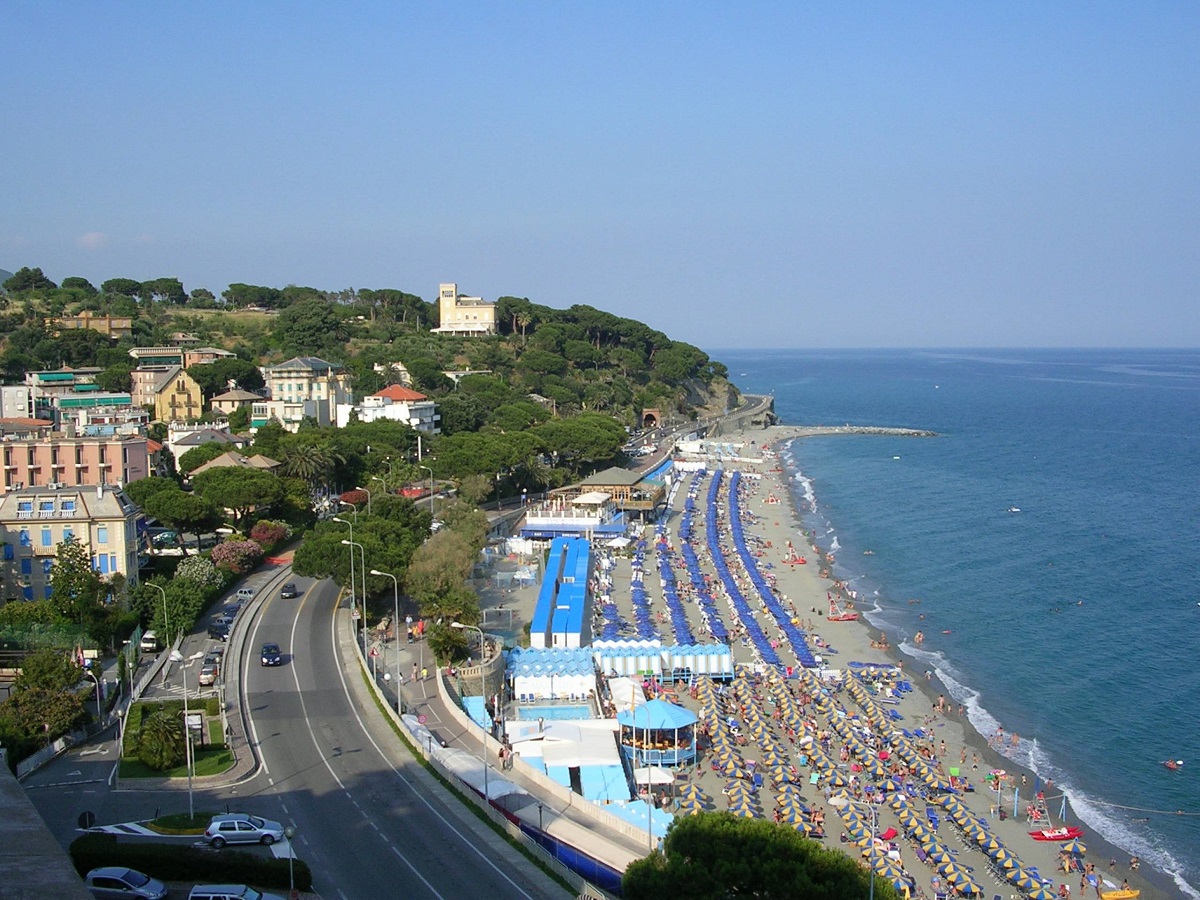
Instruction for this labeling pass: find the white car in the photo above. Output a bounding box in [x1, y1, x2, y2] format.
[203, 813, 285, 848]
[84, 867, 167, 900]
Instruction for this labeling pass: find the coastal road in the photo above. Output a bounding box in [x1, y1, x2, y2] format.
[243, 576, 566, 899]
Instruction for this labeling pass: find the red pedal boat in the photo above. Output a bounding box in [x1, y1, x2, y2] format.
[1029, 827, 1084, 842]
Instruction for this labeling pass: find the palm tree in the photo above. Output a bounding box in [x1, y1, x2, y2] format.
[279, 443, 343, 488]
[138, 709, 186, 771]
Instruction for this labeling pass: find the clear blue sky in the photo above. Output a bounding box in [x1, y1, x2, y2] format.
[3, 2, 1198, 349]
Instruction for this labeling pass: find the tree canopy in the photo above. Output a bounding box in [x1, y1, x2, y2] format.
[622, 812, 901, 900]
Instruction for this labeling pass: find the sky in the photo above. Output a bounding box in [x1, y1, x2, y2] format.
[2, 2, 1198, 349]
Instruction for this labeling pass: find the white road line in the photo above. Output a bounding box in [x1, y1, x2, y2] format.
[322, 599, 538, 900]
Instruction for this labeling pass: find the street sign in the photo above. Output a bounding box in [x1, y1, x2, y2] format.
[78, 811, 95, 830]
[368, 646, 380, 658]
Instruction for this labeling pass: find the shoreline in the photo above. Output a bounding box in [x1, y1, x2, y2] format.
[759, 423, 1178, 900]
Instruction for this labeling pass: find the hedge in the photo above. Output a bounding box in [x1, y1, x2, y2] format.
[70, 833, 313, 891]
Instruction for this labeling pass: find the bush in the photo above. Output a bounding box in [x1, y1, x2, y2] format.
[174, 556, 224, 588]
[138, 709, 185, 770]
[70, 833, 313, 890]
[209, 540, 263, 574]
[249, 520, 290, 551]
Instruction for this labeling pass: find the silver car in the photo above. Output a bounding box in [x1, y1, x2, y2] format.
[203, 812, 285, 848]
[84, 867, 167, 900]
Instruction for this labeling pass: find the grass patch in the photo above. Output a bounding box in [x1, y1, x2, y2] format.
[119, 747, 234, 779]
[146, 812, 217, 834]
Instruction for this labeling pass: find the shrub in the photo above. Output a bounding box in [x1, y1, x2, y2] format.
[249, 519, 290, 550]
[70, 833, 313, 890]
[209, 540, 263, 574]
[174, 556, 223, 588]
[138, 709, 185, 770]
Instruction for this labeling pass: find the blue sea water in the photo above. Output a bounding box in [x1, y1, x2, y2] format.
[714, 348, 1200, 896]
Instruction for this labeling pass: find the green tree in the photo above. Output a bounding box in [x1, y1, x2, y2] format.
[0, 687, 87, 749]
[273, 297, 350, 356]
[227, 405, 251, 432]
[3, 266, 56, 292]
[95, 362, 134, 393]
[143, 490, 223, 550]
[622, 812, 900, 900]
[403, 530, 479, 621]
[185, 358, 265, 398]
[192, 467, 286, 527]
[13, 648, 82, 693]
[48, 536, 104, 628]
[61, 276, 98, 295]
[138, 708, 186, 770]
[126, 477, 182, 508]
[100, 277, 142, 297]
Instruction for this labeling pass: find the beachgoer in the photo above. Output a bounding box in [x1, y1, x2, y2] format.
[1130, 856, 1140, 871]
[421, 666, 428, 680]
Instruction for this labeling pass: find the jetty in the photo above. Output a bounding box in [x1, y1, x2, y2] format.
[788, 425, 938, 438]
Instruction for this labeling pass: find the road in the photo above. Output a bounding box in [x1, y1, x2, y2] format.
[24, 573, 566, 900]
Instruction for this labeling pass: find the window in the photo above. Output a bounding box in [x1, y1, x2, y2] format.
[97, 526, 108, 544]
[18, 529, 30, 547]
[20, 559, 31, 576]
[97, 555, 110, 574]
[63, 528, 74, 543]
[22, 586, 32, 601]
[109, 553, 118, 572]
[42, 559, 53, 575]
[62, 500, 76, 514]
[2, 544, 11, 560]
[41, 528, 52, 547]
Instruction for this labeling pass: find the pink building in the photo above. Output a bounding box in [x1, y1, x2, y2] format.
[0, 430, 149, 494]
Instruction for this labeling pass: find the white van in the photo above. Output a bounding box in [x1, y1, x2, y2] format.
[139, 631, 160, 653]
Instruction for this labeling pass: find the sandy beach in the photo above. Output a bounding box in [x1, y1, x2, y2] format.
[649, 424, 1172, 900]
[481, 424, 1174, 898]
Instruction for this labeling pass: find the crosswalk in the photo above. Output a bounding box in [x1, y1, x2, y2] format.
[86, 821, 295, 858]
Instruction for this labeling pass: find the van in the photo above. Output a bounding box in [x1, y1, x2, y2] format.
[188, 887, 284, 900]
[235, 587, 256, 602]
[139, 631, 161, 653]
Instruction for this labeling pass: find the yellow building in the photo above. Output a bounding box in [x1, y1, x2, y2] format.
[151, 367, 204, 423]
[430, 282, 497, 336]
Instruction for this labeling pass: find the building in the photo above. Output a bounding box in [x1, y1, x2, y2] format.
[430, 283, 497, 336]
[190, 450, 279, 476]
[529, 538, 592, 649]
[51, 391, 136, 430]
[150, 367, 204, 423]
[334, 385, 440, 432]
[0, 429, 149, 493]
[371, 361, 412, 385]
[49, 312, 134, 340]
[520, 491, 626, 541]
[128, 346, 236, 368]
[210, 388, 262, 417]
[26, 368, 103, 416]
[0, 386, 33, 420]
[255, 357, 352, 431]
[165, 423, 249, 463]
[0, 484, 142, 601]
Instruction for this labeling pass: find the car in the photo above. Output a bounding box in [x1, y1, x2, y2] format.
[204, 649, 224, 665]
[138, 631, 160, 653]
[223, 600, 244, 617]
[208, 622, 230, 641]
[279, 582, 299, 599]
[188, 886, 285, 900]
[203, 813, 285, 848]
[260, 642, 282, 666]
[84, 866, 168, 900]
[198, 663, 219, 686]
[235, 587, 256, 602]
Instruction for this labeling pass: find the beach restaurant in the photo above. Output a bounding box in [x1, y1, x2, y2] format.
[616, 699, 698, 768]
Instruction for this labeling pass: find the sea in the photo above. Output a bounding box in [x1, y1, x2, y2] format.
[713, 348, 1200, 897]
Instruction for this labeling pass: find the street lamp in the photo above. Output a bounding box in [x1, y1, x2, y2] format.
[830, 794, 879, 900]
[356, 485, 372, 516]
[369, 568, 402, 714]
[168, 649, 194, 820]
[83, 667, 102, 723]
[148, 582, 168, 643]
[418, 464, 434, 516]
[332, 515, 356, 615]
[284, 825, 296, 897]
[341, 539, 367, 658]
[451, 621, 488, 802]
[634, 703, 654, 850]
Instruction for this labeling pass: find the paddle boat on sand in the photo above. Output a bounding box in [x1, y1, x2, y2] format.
[1029, 826, 1084, 842]
[1100, 891, 1140, 900]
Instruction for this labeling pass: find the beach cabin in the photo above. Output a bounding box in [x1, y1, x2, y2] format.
[529, 538, 593, 649]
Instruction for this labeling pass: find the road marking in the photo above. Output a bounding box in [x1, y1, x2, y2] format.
[321, 598, 537, 900]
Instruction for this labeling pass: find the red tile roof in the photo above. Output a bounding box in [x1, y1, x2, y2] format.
[374, 385, 428, 402]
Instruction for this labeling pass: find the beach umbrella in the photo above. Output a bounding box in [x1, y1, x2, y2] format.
[1059, 837, 1087, 856]
[907, 822, 934, 842]
[1008, 870, 1039, 891]
[827, 771, 850, 787]
[961, 820, 988, 842]
[1026, 886, 1056, 900]
[794, 819, 816, 836]
[679, 783, 705, 800]
[898, 809, 921, 829]
[926, 846, 956, 865]
[976, 833, 1002, 853]
[730, 805, 756, 819]
[873, 857, 906, 880]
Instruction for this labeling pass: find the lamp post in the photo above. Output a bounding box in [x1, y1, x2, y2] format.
[370, 568, 402, 714]
[451, 621, 488, 802]
[635, 702, 654, 850]
[356, 485, 372, 517]
[148, 582, 168, 642]
[830, 795, 878, 900]
[168, 649, 194, 819]
[284, 825, 296, 897]
[418, 464, 434, 516]
[331, 514, 356, 615]
[341, 539, 368, 658]
[83, 668, 102, 723]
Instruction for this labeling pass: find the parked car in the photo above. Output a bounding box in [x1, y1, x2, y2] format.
[279, 582, 299, 599]
[235, 587, 256, 602]
[204, 649, 223, 665]
[188, 886, 284, 900]
[138, 631, 160, 653]
[208, 622, 230, 641]
[203, 813, 285, 848]
[260, 643, 282, 666]
[198, 662, 219, 686]
[84, 866, 168, 900]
